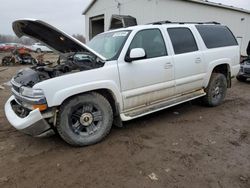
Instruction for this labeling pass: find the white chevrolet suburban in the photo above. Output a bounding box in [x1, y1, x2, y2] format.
[5, 19, 240, 146]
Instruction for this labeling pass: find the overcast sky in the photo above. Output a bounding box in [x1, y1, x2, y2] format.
[0, 0, 92, 36]
[0, 0, 249, 36]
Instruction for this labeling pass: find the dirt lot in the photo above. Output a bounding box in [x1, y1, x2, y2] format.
[0, 52, 250, 188]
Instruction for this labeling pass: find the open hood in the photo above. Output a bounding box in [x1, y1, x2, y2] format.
[12, 19, 106, 61]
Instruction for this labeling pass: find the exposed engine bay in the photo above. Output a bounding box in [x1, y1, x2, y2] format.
[13, 52, 104, 87]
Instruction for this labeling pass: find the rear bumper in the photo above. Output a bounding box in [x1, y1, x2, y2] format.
[5, 96, 54, 137]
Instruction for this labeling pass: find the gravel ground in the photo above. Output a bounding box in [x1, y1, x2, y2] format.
[0, 52, 249, 188]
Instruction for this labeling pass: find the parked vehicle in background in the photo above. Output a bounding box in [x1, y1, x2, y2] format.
[0, 43, 32, 52]
[30, 43, 53, 53]
[0, 43, 6, 52]
[0, 43, 18, 52]
[5, 19, 240, 146]
[237, 41, 250, 82]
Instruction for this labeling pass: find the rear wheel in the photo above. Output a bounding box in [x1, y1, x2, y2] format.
[36, 48, 42, 53]
[57, 92, 113, 146]
[202, 73, 227, 107]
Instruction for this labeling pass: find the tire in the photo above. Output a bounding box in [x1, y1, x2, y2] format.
[57, 92, 113, 146]
[31, 58, 38, 65]
[236, 75, 247, 82]
[2, 59, 7, 66]
[2, 58, 11, 66]
[202, 73, 227, 107]
[36, 48, 42, 53]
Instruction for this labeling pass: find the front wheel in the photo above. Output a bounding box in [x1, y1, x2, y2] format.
[202, 73, 227, 107]
[57, 92, 113, 146]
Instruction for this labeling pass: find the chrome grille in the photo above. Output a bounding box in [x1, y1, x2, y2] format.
[244, 68, 250, 74]
[12, 84, 20, 93]
[11, 79, 21, 93]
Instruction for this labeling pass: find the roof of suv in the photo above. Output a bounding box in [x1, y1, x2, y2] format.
[102, 22, 222, 34]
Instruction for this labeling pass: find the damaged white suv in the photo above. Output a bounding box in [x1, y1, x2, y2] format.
[5, 19, 240, 146]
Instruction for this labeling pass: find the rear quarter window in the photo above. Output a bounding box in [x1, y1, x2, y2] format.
[196, 25, 238, 49]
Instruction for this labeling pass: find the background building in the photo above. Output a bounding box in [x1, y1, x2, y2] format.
[83, 0, 250, 55]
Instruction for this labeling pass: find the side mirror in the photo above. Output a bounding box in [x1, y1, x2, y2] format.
[126, 48, 146, 62]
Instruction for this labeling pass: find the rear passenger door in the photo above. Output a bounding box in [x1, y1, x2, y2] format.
[167, 27, 206, 94]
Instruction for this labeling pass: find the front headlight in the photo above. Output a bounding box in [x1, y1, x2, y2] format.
[20, 87, 45, 98]
[19, 87, 48, 111]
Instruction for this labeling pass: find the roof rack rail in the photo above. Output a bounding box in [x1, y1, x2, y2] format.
[149, 21, 221, 25]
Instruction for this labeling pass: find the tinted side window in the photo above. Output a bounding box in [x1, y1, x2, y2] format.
[168, 28, 198, 55]
[196, 25, 238, 49]
[129, 29, 167, 59]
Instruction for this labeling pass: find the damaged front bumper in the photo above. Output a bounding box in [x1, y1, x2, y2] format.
[238, 72, 250, 78]
[5, 96, 55, 137]
[238, 66, 250, 78]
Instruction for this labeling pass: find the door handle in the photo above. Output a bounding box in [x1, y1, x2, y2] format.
[164, 62, 173, 69]
[195, 57, 202, 64]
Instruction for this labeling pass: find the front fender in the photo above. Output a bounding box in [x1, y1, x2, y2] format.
[49, 80, 122, 108]
[33, 60, 122, 110]
[203, 58, 232, 88]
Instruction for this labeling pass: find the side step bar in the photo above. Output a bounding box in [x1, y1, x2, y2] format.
[120, 89, 206, 121]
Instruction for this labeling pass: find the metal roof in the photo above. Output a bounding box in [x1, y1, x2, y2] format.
[82, 0, 96, 15]
[82, 0, 250, 15]
[186, 0, 250, 14]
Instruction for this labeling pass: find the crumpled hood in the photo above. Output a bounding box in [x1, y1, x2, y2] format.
[12, 19, 106, 61]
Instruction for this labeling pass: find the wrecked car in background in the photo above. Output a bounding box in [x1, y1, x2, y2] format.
[237, 41, 250, 82]
[2, 49, 37, 66]
[5, 19, 240, 146]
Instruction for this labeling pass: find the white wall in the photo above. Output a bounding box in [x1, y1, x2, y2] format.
[85, 0, 250, 55]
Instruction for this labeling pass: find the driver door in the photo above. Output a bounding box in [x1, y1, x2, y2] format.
[118, 29, 175, 111]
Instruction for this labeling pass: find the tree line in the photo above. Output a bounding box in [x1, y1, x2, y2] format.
[0, 34, 86, 45]
[0, 35, 35, 45]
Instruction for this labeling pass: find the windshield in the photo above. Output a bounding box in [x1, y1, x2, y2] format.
[87, 30, 131, 60]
